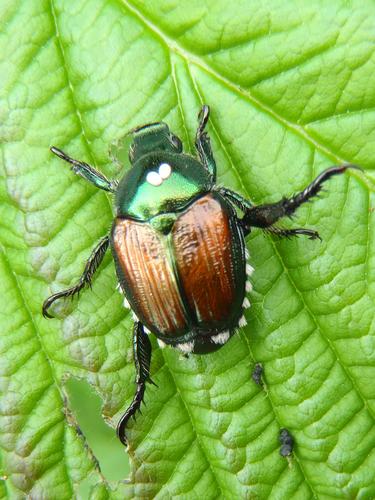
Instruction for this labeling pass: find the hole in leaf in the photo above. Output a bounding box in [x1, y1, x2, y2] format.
[65, 378, 130, 486]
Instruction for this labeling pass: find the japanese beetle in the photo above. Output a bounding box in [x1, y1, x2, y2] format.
[43, 105, 356, 445]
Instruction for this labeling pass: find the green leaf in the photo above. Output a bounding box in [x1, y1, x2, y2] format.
[1, 0, 374, 498]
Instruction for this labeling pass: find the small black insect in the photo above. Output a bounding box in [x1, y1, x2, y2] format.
[279, 428, 294, 457]
[43, 105, 357, 444]
[252, 362, 264, 387]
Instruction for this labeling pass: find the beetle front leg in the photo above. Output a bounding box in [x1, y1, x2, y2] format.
[195, 105, 217, 182]
[42, 235, 110, 318]
[117, 321, 155, 445]
[50, 147, 117, 192]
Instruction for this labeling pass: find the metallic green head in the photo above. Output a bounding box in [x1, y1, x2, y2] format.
[115, 122, 212, 221]
[129, 122, 182, 163]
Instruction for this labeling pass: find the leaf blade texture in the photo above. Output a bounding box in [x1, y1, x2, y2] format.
[0, 0, 374, 498]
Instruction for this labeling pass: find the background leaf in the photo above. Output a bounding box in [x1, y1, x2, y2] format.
[0, 0, 374, 498]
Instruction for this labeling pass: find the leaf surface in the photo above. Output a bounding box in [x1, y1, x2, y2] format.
[0, 0, 374, 498]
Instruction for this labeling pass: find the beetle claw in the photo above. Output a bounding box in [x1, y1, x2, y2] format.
[42, 307, 54, 319]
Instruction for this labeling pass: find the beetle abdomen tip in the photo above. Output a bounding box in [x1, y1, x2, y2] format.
[211, 331, 230, 345]
[238, 315, 247, 328]
[177, 341, 195, 354]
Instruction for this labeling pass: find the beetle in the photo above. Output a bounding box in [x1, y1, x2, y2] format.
[43, 105, 356, 445]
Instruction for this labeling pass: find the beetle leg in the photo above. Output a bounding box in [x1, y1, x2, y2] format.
[195, 104, 217, 182]
[42, 236, 110, 318]
[50, 147, 117, 192]
[117, 321, 155, 445]
[239, 165, 359, 235]
[220, 165, 357, 237]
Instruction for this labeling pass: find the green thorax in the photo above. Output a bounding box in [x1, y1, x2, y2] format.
[115, 151, 212, 220]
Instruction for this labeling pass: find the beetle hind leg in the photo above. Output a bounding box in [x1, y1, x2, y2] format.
[241, 165, 358, 234]
[117, 321, 155, 446]
[42, 235, 110, 318]
[219, 164, 358, 238]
